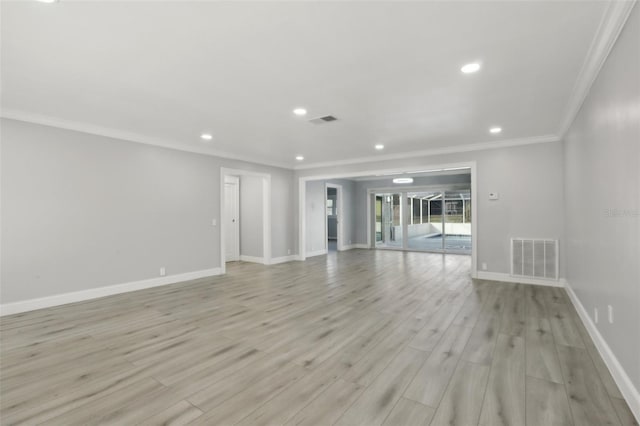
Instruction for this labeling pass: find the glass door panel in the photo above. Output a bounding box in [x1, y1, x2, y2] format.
[443, 190, 472, 253]
[407, 192, 443, 251]
[375, 193, 403, 248]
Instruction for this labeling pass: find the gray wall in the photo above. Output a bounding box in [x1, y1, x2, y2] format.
[239, 175, 264, 258]
[296, 141, 565, 276]
[563, 5, 640, 392]
[1, 119, 295, 303]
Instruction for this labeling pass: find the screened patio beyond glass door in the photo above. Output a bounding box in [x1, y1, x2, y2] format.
[374, 189, 471, 254]
[407, 191, 444, 251]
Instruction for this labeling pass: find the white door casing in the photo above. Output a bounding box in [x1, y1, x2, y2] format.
[224, 176, 240, 262]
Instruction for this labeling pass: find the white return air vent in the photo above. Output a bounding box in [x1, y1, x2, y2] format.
[511, 238, 558, 280]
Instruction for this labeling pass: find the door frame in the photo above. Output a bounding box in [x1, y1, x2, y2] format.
[298, 161, 478, 277]
[220, 168, 272, 274]
[325, 183, 344, 251]
[224, 175, 240, 262]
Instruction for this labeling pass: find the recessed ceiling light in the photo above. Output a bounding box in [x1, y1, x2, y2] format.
[461, 62, 481, 74]
[200, 133, 213, 140]
[375, 144, 384, 150]
[37, 0, 58, 3]
[295, 155, 304, 161]
[293, 108, 307, 116]
[393, 177, 414, 184]
[489, 127, 502, 134]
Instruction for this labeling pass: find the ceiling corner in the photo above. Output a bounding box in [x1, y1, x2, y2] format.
[557, 0, 637, 137]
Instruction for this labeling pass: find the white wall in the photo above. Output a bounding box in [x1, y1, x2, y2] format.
[563, 4, 639, 394]
[297, 141, 565, 276]
[239, 175, 264, 259]
[1, 119, 296, 304]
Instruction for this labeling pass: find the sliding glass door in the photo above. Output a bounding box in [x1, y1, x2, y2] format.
[372, 188, 471, 254]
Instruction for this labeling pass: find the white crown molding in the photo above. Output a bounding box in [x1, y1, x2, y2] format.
[558, 0, 637, 137]
[0, 267, 222, 316]
[293, 134, 560, 171]
[2, 110, 562, 172]
[0, 110, 292, 170]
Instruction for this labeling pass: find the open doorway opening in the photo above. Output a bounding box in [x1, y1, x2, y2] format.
[220, 168, 272, 274]
[324, 183, 343, 252]
[326, 186, 338, 251]
[299, 164, 476, 275]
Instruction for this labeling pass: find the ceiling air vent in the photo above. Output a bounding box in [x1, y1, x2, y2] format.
[309, 115, 338, 125]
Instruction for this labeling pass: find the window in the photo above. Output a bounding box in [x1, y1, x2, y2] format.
[326, 199, 335, 216]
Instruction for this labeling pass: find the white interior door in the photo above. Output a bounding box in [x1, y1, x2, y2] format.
[224, 176, 239, 261]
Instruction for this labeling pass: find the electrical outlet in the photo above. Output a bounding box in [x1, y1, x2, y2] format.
[212, 218, 217, 226]
[481, 262, 488, 271]
[594, 308, 599, 324]
[608, 305, 614, 323]
[160, 267, 166, 277]
[287, 249, 291, 255]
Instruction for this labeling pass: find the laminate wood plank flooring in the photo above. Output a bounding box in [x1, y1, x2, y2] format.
[478, 333, 525, 426]
[382, 398, 435, 426]
[0, 249, 635, 425]
[525, 375, 573, 426]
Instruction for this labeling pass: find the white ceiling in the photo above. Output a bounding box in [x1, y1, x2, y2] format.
[1, 1, 616, 169]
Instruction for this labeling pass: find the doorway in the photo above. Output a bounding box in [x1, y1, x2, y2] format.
[325, 183, 343, 252]
[372, 187, 472, 254]
[326, 187, 337, 251]
[220, 168, 272, 274]
[224, 175, 240, 262]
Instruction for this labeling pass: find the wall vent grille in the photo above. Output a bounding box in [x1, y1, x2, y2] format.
[511, 238, 558, 280]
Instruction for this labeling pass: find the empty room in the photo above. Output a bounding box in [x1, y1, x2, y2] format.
[1, 1, 639, 425]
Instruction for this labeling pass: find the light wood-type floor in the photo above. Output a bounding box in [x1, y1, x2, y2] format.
[1, 250, 637, 426]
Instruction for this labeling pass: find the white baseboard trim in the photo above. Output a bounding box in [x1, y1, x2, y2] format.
[306, 249, 328, 258]
[239, 255, 266, 264]
[564, 283, 640, 423]
[476, 271, 564, 287]
[268, 255, 299, 265]
[340, 244, 370, 251]
[0, 267, 222, 316]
